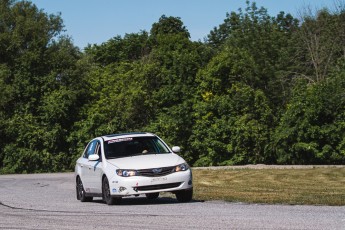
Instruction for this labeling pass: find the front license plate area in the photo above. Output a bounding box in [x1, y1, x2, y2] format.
[151, 177, 167, 183]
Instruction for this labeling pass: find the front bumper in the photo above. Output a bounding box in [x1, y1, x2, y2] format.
[108, 169, 193, 196]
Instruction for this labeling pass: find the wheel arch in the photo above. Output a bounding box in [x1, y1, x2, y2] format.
[76, 175, 81, 184]
[102, 173, 107, 183]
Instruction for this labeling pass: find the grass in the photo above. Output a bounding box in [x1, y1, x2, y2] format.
[192, 167, 345, 206]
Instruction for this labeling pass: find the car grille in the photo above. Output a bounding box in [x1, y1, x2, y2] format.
[137, 166, 175, 177]
[134, 182, 182, 191]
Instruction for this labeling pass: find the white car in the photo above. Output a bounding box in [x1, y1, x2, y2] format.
[75, 132, 193, 205]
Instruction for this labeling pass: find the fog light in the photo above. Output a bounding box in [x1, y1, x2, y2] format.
[119, 187, 127, 192]
[188, 180, 192, 185]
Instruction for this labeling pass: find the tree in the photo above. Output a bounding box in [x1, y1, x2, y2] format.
[272, 65, 345, 164]
[0, 1, 86, 173]
[292, 7, 345, 83]
[207, 1, 298, 50]
[206, 1, 298, 108]
[190, 83, 273, 166]
[150, 15, 190, 41]
[142, 17, 210, 161]
[85, 31, 150, 66]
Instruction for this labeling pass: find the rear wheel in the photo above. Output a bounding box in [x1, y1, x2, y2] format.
[76, 177, 93, 202]
[175, 188, 193, 202]
[145, 192, 159, 200]
[102, 177, 122, 205]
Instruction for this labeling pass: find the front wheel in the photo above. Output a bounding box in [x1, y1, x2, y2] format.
[102, 177, 122, 205]
[76, 177, 93, 202]
[175, 188, 193, 202]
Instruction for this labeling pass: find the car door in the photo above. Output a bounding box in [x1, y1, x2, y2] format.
[86, 141, 103, 194]
[80, 140, 98, 192]
[77, 155, 90, 192]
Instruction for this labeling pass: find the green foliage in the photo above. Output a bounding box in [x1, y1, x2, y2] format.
[291, 8, 345, 82]
[196, 46, 258, 94]
[191, 83, 273, 166]
[150, 15, 190, 40]
[1, 0, 345, 174]
[272, 68, 345, 164]
[85, 31, 150, 66]
[0, 0, 85, 173]
[207, 1, 298, 50]
[145, 101, 196, 162]
[2, 111, 70, 173]
[0, 64, 14, 108]
[207, 1, 299, 108]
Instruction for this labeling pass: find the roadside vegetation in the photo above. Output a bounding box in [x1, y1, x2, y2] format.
[1, 0, 345, 173]
[193, 167, 345, 206]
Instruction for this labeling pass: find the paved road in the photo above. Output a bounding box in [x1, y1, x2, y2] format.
[0, 173, 344, 230]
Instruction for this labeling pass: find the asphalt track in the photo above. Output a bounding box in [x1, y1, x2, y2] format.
[0, 173, 344, 230]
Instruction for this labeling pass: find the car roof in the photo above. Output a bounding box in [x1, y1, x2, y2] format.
[102, 132, 155, 141]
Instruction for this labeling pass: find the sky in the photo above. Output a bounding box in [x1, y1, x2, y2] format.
[29, 0, 339, 49]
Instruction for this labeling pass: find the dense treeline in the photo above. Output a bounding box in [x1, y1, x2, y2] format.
[0, 0, 344, 173]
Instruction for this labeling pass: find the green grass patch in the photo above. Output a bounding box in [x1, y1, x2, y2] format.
[192, 167, 345, 205]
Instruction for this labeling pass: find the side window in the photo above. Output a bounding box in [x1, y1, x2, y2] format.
[83, 140, 98, 158]
[82, 143, 89, 158]
[96, 143, 102, 161]
[153, 138, 170, 153]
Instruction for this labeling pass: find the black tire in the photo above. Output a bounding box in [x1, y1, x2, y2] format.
[145, 192, 159, 200]
[76, 177, 93, 202]
[102, 177, 122, 205]
[175, 188, 193, 202]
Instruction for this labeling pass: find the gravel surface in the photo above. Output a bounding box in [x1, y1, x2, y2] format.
[0, 171, 344, 230]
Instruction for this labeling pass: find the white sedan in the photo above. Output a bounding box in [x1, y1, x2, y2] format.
[75, 132, 193, 205]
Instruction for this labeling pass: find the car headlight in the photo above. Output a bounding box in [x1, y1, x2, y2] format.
[174, 163, 189, 172]
[116, 169, 138, 177]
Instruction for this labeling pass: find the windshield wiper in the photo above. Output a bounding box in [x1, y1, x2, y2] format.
[128, 152, 145, 157]
[106, 156, 121, 159]
[142, 151, 158, 155]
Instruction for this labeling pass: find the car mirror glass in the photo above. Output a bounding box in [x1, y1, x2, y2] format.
[172, 146, 181, 153]
[88, 154, 100, 161]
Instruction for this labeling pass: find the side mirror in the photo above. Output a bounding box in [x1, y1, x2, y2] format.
[88, 154, 99, 161]
[172, 146, 181, 153]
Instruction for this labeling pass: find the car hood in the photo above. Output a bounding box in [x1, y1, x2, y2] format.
[106, 153, 184, 169]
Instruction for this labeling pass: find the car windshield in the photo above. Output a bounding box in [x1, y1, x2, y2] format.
[104, 136, 171, 159]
